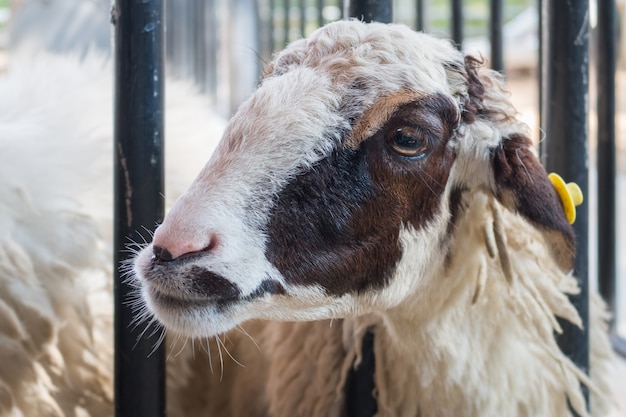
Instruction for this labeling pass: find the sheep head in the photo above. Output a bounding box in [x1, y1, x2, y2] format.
[133, 20, 575, 337]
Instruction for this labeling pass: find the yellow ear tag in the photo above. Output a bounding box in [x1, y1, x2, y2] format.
[548, 173, 583, 224]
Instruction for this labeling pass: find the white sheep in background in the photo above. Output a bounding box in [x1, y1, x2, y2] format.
[133, 20, 614, 417]
[0, 53, 225, 416]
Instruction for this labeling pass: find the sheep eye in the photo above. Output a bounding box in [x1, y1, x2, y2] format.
[385, 126, 429, 158]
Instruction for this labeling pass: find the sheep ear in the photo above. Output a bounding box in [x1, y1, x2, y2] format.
[490, 133, 576, 271]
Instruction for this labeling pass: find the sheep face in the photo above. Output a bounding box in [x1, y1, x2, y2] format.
[133, 20, 574, 337]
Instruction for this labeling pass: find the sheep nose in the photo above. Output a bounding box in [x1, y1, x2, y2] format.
[152, 245, 174, 263]
[151, 238, 217, 263]
[151, 226, 218, 263]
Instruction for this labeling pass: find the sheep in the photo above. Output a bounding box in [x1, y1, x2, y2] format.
[0, 52, 225, 417]
[132, 20, 615, 417]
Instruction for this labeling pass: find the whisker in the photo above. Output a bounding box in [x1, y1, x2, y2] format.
[166, 332, 183, 362]
[198, 337, 210, 355]
[170, 332, 183, 351]
[148, 327, 167, 357]
[235, 325, 262, 353]
[141, 224, 157, 239]
[216, 334, 245, 368]
[215, 335, 225, 381]
[132, 316, 160, 350]
[207, 336, 214, 375]
[173, 335, 190, 359]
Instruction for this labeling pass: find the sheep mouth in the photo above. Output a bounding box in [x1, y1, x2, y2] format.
[141, 282, 247, 337]
[143, 275, 288, 314]
[145, 283, 242, 313]
[140, 266, 243, 311]
[148, 286, 210, 308]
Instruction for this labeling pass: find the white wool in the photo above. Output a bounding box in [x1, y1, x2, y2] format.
[0, 54, 114, 415]
[134, 20, 614, 417]
[364, 192, 598, 417]
[0, 52, 225, 416]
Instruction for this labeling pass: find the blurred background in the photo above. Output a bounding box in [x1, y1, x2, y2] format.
[0, 0, 624, 414]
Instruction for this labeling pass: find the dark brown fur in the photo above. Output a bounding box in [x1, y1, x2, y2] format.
[491, 134, 576, 270]
[265, 94, 458, 296]
[461, 56, 487, 124]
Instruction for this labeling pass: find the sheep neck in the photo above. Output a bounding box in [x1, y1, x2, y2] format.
[354, 194, 589, 417]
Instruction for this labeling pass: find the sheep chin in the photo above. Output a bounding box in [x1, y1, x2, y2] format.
[141, 284, 248, 338]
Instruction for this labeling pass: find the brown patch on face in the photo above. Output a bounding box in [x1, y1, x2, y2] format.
[345, 90, 427, 149]
[265, 94, 459, 296]
[491, 134, 576, 271]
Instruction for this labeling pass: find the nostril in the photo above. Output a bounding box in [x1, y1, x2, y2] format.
[152, 245, 174, 263]
[151, 235, 219, 264]
[203, 234, 219, 252]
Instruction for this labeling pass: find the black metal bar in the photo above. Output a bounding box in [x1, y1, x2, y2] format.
[183, 0, 194, 78]
[268, 0, 276, 53]
[318, 0, 325, 27]
[205, 0, 218, 97]
[347, 0, 391, 23]
[489, 0, 504, 72]
[284, 0, 290, 45]
[540, 0, 590, 413]
[112, 0, 166, 416]
[193, 0, 207, 91]
[166, 0, 192, 78]
[345, 331, 377, 417]
[416, 0, 425, 32]
[451, 0, 463, 49]
[165, 0, 175, 64]
[538, 0, 544, 140]
[300, 0, 306, 37]
[596, 0, 617, 328]
[259, 0, 272, 61]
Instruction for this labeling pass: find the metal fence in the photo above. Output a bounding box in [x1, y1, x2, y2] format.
[113, 1, 624, 416]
